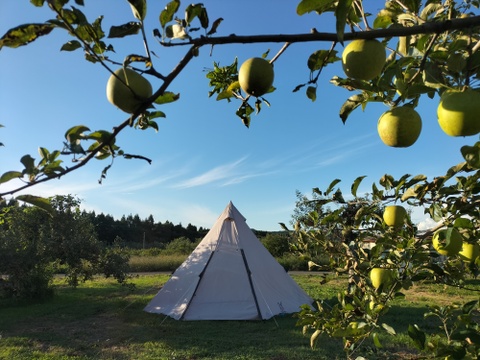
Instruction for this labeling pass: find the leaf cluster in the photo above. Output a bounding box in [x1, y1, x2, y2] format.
[290, 142, 480, 357]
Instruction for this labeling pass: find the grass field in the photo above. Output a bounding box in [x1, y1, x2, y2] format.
[0, 274, 478, 360]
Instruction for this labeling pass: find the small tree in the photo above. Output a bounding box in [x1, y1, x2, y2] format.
[0, 195, 131, 299]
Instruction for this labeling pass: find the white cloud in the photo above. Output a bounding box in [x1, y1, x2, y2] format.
[416, 217, 439, 231]
[173, 156, 248, 188]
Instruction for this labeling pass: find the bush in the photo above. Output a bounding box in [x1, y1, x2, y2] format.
[164, 237, 199, 255]
[129, 254, 187, 272]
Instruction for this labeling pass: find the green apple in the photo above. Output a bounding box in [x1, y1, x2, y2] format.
[432, 228, 463, 256]
[377, 106, 422, 147]
[238, 57, 274, 97]
[383, 205, 407, 228]
[342, 39, 386, 81]
[459, 242, 480, 262]
[370, 268, 394, 289]
[437, 89, 480, 137]
[106, 68, 153, 114]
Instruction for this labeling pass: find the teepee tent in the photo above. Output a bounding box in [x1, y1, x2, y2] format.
[144, 201, 313, 320]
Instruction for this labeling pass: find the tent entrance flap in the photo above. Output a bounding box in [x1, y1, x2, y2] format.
[182, 246, 260, 320]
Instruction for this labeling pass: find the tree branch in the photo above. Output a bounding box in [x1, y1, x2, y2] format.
[160, 15, 480, 47]
[0, 45, 201, 198]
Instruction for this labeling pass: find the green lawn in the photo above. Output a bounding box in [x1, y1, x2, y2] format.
[0, 274, 478, 360]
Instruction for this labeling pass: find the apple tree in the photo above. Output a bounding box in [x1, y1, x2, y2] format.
[1, 0, 480, 358]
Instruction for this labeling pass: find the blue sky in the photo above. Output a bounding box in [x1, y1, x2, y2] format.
[1, 1, 478, 231]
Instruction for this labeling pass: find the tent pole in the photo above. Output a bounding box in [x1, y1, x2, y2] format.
[179, 250, 215, 320]
[240, 249, 263, 320]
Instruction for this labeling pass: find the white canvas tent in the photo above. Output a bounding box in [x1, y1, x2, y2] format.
[144, 201, 313, 320]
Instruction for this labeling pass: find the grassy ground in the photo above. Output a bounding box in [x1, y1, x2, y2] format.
[0, 274, 478, 360]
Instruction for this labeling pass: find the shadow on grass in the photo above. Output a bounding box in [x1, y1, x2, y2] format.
[0, 279, 342, 360]
[2, 275, 475, 360]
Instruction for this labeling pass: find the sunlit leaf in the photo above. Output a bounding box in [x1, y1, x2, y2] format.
[154, 92, 180, 104]
[86, 130, 115, 145]
[297, 0, 337, 15]
[373, 13, 393, 29]
[310, 329, 321, 349]
[65, 125, 90, 143]
[0, 171, 23, 184]
[146, 111, 166, 120]
[160, 0, 180, 29]
[16, 195, 54, 215]
[0, 23, 55, 50]
[381, 323, 396, 335]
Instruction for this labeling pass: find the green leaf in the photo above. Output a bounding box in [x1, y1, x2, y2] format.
[373, 14, 393, 29]
[127, 0, 147, 21]
[146, 111, 166, 120]
[0, 23, 55, 50]
[339, 94, 366, 124]
[20, 155, 36, 172]
[86, 130, 115, 145]
[207, 17, 223, 36]
[325, 179, 341, 196]
[307, 49, 340, 71]
[185, 4, 205, 27]
[60, 40, 82, 51]
[30, 0, 46, 6]
[199, 7, 209, 29]
[407, 324, 425, 350]
[16, 195, 54, 215]
[381, 323, 396, 335]
[236, 101, 254, 128]
[306, 86, 316, 102]
[335, 0, 353, 44]
[351, 175, 366, 197]
[310, 329, 321, 349]
[372, 332, 382, 348]
[422, 62, 444, 89]
[297, 0, 337, 16]
[65, 125, 90, 143]
[108, 22, 141, 38]
[0, 171, 23, 184]
[454, 217, 473, 229]
[461, 144, 480, 169]
[462, 299, 478, 314]
[401, 187, 418, 201]
[47, 0, 68, 11]
[160, 0, 180, 29]
[154, 92, 180, 105]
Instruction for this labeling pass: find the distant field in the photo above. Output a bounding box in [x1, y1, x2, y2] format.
[0, 274, 478, 360]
